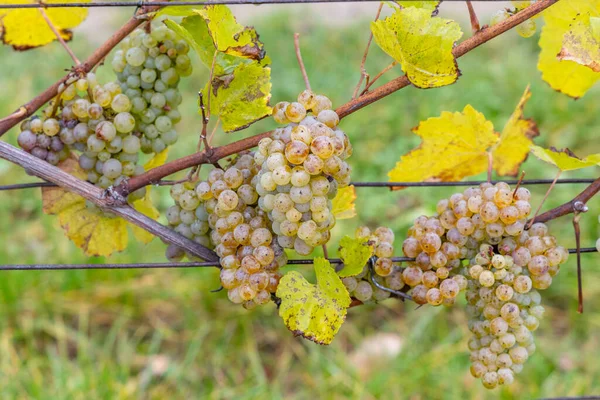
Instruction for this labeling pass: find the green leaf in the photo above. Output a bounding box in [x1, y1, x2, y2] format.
[396, 0, 440, 13]
[276, 257, 351, 345]
[338, 236, 373, 278]
[204, 62, 272, 132]
[155, 4, 199, 17]
[530, 146, 600, 171]
[371, 7, 463, 88]
[163, 5, 272, 132]
[164, 16, 244, 76]
[195, 5, 265, 61]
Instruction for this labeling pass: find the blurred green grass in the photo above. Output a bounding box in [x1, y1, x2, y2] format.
[0, 7, 599, 399]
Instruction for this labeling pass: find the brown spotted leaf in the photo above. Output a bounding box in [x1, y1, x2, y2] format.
[276, 257, 351, 345]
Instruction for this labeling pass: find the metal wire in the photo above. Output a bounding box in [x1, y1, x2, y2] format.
[352, 178, 598, 188]
[0, 182, 56, 191]
[0, 0, 507, 9]
[0, 250, 595, 270]
[0, 178, 597, 191]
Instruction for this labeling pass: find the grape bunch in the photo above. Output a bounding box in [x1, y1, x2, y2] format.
[255, 90, 352, 256]
[18, 26, 192, 204]
[490, 1, 537, 38]
[165, 152, 286, 309]
[111, 26, 191, 154]
[465, 229, 567, 388]
[399, 181, 568, 388]
[18, 73, 147, 199]
[398, 181, 531, 306]
[340, 226, 400, 303]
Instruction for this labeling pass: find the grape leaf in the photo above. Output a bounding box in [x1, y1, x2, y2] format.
[276, 257, 351, 345]
[396, 1, 440, 13]
[155, 5, 199, 17]
[538, 0, 600, 98]
[530, 146, 600, 171]
[491, 86, 539, 176]
[371, 7, 462, 88]
[331, 185, 356, 220]
[130, 190, 160, 244]
[164, 16, 250, 76]
[0, 0, 89, 50]
[42, 156, 162, 256]
[558, 16, 600, 73]
[163, 5, 272, 132]
[203, 62, 272, 132]
[143, 148, 169, 171]
[388, 105, 497, 185]
[161, 5, 265, 62]
[128, 151, 168, 243]
[41, 157, 128, 256]
[337, 236, 373, 278]
[195, 5, 265, 61]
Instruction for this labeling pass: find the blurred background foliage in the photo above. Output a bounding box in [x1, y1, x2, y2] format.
[0, 2, 599, 399]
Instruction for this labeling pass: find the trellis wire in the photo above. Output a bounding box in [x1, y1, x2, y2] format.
[0, 178, 597, 191]
[0, 249, 596, 270]
[0, 0, 517, 9]
[0, 177, 597, 270]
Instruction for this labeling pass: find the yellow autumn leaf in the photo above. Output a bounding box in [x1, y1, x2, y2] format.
[388, 105, 497, 185]
[538, 0, 600, 98]
[144, 148, 169, 171]
[276, 257, 351, 345]
[42, 157, 128, 257]
[204, 62, 272, 132]
[530, 146, 600, 171]
[337, 236, 373, 278]
[558, 15, 600, 73]
[130, 189, 160, 244]
[371, 7, 462, 88]
[0, 0, 89, 50]
[331, 185, 356, 220]
[42, 157, 162, 256]
[492, 86, 539, 176]
[194, 5, 265, 61]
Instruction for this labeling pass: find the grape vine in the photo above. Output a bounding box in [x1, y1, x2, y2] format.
[0, 0, 598, 393]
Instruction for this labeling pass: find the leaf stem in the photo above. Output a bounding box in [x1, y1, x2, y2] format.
[293, 33, 311, 91]
[361, 61, 398, 95]
[352, 1, 384, 99]
[39, 8, 81, 65]
[466, 1, 481, 33]
[528, 169, 561, 228]
[205, 49, 218, 121]
[512, 171, 526, 198]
